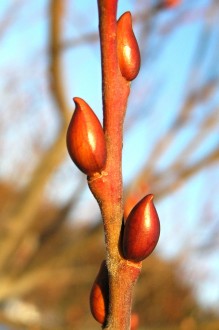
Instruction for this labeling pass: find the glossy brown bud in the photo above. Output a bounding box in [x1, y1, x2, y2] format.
[66, 97, 106, 176]
[90, 260, 109, 324]
[117, 12, 141, 81]
[123, 194, 160, 262]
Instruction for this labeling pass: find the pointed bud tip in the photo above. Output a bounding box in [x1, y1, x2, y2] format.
[73, 97, 85, 109]
[122, 193, 160, 262]
[117, 11, 141, 81]
[67, 97, 107, 176]
[147, 194, 154, 202]
[121, 11, 132, 22]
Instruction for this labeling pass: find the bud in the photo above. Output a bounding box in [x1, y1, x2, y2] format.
[131, 313, 139, 330]
[123, 194, 160, 262]
[66, 97, 107, 176]
[117, 12, 141, 81]
[90, 260, 109, 324]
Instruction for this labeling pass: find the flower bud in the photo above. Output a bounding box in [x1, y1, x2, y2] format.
[117, 12, 141, 81]
[66, 97, 106, 176]
[90, 260, 109, 324]
[123, 194, 160, 262]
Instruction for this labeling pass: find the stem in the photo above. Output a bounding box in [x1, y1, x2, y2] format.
[96, 0, 128, 253]
[88, 1, 141, 329]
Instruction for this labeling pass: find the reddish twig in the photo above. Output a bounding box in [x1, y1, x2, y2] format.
[67, 0, 160, 328]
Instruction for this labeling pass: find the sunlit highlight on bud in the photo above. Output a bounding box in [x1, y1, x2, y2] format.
[117, 11, 141, 81]
[123, 194, 160, 262]
[90, 260, 109, 324]
[66, 97, 107, 176]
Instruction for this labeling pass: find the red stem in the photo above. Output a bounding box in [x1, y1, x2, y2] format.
[98, 0, 130, 191]
[88, 1, 141, 329]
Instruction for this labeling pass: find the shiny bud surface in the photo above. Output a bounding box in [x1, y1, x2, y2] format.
[90, 260, 109, 324]
[117, 11, 141, 81]
[123, 194, 160, 262]
[66, 97, 106, 176]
